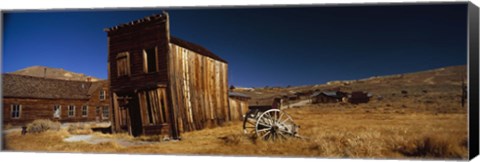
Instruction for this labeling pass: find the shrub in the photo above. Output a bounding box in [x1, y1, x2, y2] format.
[394, 135, 466, 159]
[4, 123, 13, 130]
[26, 119, 61, 133]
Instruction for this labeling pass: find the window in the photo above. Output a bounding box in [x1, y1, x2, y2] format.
[11, 104, 21, 119]
[99, 90, 106, 100]
[102, 106, 109, 119]
[143, 47, 158, 73]
[53, 105, 61, 118]
[68, 105, 75, 117]
[96, 107, 101, 116]
[81, 105, 88, 117]
[116, 52, 130, 77]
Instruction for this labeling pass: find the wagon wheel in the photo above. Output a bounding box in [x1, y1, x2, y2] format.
[255, 109, 295, 141]
[243, 109, 261, 136]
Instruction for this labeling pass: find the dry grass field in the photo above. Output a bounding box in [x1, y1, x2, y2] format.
[2, 65, 469, 160]
[3, 104, 468, 160]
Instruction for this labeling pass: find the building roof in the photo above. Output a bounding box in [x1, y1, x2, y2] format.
[311, 91, 343, 98]
[2, 74, 104, 100]
[228, 92, 250, 99]
[87, 80, 108, 96]
[170, 36, 228, 63]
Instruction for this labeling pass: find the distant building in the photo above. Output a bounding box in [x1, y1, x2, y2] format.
[310, 91, 348, 104]
[248, 97, 281, 112]
[228, 92, 250, 121]
[294, 91, 315, 100]
[2, 74, 110, 126]
[348, 91, 371, 104]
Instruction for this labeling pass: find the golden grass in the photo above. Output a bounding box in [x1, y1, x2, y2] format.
[5, 90, 468, 159]
[4, 100, 468, 160]
[67, 124, 93, 135]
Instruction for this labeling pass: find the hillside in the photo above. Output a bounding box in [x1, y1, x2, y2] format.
[233, 65, 467, 107]
[9, 66, 101, 82]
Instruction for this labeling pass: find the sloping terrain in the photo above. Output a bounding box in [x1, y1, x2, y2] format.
[10, 66, 101, 81]
[233, 65, 466, 111]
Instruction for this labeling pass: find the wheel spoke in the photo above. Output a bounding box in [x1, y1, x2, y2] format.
[261, 131, 271, 139]
[247, 119, 256, 125]
[260, 117, 272, 126]
[280, 116, 293, 125]
[278, 131, 288, 139]
[257, 128, 270, 132]
[279, 129, 292, 135]
[264, 113, 274, 125]
[278, 112, 284, 122]
[273, 111, 278, 123]
[257, 121, 271, 128]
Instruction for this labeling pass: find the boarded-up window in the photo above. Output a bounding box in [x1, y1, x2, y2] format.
[139, 89, 168, 125]
[68, 105, 75, 117]
[11, 104, 21, 119]
[53, 105, 61, 118]
[116, 52, 130, 77]
[102, 106, 109, 119]
[143, 47, 158, 73]
[82, 105, 88, 117]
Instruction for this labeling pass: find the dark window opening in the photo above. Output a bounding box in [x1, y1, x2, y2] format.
[82, 105, 88, 117]
[102, 106, 109, 119]
[11, 104, 21, 119]
[144, 47, 157, 73]
[68, 105, 75, 117]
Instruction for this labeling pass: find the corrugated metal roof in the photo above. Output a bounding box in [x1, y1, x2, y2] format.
[311, 91, 342, 98]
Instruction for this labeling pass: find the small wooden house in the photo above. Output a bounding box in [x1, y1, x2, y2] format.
[311, 91, 348, 104]
[2, 74, 111, 126]
[105, 12, 229, 138]
[348, 91, 371, 104]
[228, 92, 250, 121]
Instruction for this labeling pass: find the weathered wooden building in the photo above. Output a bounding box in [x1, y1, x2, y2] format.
[348, 91, 371, 104]
[311, 91, 348, 104]
[2, 74, 111, 126]
[228, 92, 250, 121]
[105, 12, 229, 138]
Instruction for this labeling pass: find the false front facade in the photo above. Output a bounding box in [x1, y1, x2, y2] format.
[106, 12, 229, 139]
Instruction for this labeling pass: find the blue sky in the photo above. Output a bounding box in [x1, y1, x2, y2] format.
[2, 4, 468, 87]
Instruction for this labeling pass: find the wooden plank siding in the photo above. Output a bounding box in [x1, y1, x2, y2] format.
[228, 98, 249, 121]
[168, 44, 229, 133]
[107, 15, 170, 94]
[2, 76, 111, 126]
[3, 96, 110, 126]
[107, 12, 230, 139]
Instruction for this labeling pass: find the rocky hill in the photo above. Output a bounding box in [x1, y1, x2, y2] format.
[9, 66, 101, 82]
